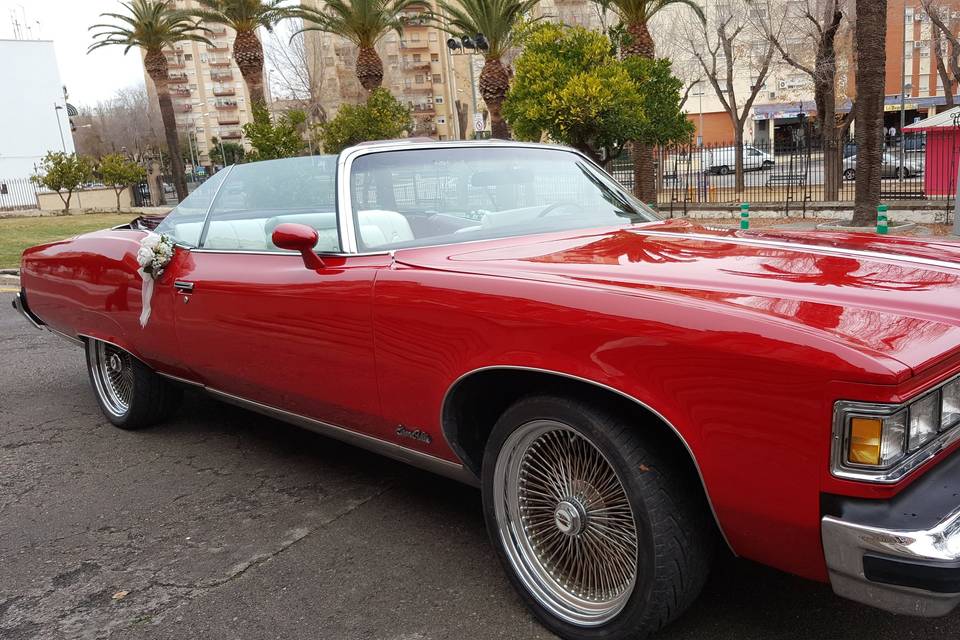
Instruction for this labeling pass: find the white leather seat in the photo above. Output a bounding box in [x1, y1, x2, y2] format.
[357, 210, 414, 248]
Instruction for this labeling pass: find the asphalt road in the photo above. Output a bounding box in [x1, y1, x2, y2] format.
[2, 290, 959, 640]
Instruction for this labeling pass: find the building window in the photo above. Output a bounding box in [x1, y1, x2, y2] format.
[921, 45, 930, 58]
[411, 32, 420, 41]
[431, 53, 439, 62]
[921, 75, 930, 93]
[324, 56, 334, 65]
[184, 54, 193, 61]
[437, 116, 446, 124]
[413, 53, 421, 62]
[435, 96, 444, 104]
[415, 74, 424, 84]
[432, 74, 442, 84]
[388, 54, 398, 64]
[429, 31, 438, 41]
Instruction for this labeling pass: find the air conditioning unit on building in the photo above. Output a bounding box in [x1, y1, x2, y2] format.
[769, 91, 777, 100]
[778, 80, 788, 89]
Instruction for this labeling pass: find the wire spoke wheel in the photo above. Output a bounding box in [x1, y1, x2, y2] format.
[90, 341, 134, 417]
[494, 420, 639, 627]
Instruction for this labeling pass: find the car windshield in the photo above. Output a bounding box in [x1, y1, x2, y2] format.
[348, 146, 657, 252]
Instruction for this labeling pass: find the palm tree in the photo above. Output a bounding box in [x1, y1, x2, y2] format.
[89, 0, 211, 201]
[190, 0, 297, 105]
[298, 0, 421, 92]
[433, 0, 540, 139]
[595, 0, 704, 203]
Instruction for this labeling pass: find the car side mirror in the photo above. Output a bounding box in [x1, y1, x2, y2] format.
[271, 223, 324, 270]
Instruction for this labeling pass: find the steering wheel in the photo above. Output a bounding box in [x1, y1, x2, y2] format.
[537, 200, 581, 218]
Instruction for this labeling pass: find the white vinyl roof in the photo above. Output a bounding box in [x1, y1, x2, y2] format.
[904, 106, 960, 131]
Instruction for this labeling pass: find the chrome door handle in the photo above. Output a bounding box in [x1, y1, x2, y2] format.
[174, 281, 195, 293]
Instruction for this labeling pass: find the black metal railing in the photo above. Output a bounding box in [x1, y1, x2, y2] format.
[609, 131, 951, 215]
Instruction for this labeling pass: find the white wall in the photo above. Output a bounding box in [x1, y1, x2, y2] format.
[0, 39, 74, 181]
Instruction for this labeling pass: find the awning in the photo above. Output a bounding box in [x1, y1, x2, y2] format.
[904, 105, 960, 131]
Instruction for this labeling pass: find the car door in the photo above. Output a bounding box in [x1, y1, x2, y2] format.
[168, 157, 392, 436]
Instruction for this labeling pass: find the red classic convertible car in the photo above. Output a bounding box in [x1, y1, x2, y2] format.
[13, 140, 960, 639]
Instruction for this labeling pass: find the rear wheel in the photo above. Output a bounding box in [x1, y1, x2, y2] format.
[844, 168, 856, 180]
[716, 165, 731, 175]
[482, 396, 715, 640]
[86, 339, 181, 430]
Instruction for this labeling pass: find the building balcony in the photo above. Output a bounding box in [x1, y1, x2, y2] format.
[403, 61, 432, 71]
[209, 27, 227, 36]
[207, 43, 229, 52]
[403, 85, 433, 94]
[412, 104, 435, 114]
[210, 72, 233, 81]
[209, 59, 232, 67]
[172, 87, 191, 96]
[168, 73, 189, 83]
[218, 118, 240, 125]
[175, 104, 193, 113]
[166, 59, 185, 69]
[215, 100, 239, 110]
[212, 87, 236, 96]
[221, 130, 242, 140]
[400, 40, 430, 50]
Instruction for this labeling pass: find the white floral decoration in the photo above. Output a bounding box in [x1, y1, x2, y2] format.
[136, 233, 175, 280]
[136, 232, 176, 328]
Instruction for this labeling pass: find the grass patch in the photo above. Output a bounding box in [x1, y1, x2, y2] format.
[0, 213, 135, 269]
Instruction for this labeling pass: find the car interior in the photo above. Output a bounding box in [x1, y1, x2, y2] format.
[159, 151, 651, 254]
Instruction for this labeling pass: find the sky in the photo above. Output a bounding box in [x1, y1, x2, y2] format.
[0, 0, 146, 107]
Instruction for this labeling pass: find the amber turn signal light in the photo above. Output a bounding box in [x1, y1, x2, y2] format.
[848, 417, 883, 465]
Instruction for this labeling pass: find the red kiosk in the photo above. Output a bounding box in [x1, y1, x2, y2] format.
[903, 106, 960, 197]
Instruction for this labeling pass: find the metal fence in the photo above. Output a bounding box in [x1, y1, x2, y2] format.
[0, 178, 39, 212]
[608, 131, 957, 216]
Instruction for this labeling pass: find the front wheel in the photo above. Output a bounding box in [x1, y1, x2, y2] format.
[844, 168, 856, 180]
[482, 396, 715, 639]
[86, 339, 181, 429]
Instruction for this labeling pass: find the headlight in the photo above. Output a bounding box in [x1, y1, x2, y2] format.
[833, 375, 960, 483]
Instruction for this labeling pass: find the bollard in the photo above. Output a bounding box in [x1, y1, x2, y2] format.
[740, 202, 750, 230]
[877, 204, 888, 235]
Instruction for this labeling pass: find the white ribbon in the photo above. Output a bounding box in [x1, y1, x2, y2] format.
[139, 268, 154, 328]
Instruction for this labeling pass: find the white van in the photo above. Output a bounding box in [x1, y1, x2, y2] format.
[706, 145, 775, 175]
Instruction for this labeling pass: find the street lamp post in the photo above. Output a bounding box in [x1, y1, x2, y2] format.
[447, 35, 487, 138]
[53, 103, 66, 152]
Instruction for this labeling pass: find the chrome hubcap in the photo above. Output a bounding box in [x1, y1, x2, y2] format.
[494, 420, 639, 627]
[90, 341, 134, 417]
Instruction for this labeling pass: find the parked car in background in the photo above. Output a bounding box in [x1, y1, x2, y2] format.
[843, 152, 924, 180]
[706, 144, 775, 175]
[14, 140, 960, 640]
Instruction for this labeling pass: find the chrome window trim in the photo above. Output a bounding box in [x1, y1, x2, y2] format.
[194, 163, 237, 248]
[631, 229, 960, 273]
[439, 364, 735, 553]
[831, 374, 960, 483]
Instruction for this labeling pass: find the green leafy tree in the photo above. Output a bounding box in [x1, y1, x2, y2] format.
[88, 0, 211, 201]
[242, 102, 307, 160]
[591, 0, 705, 202]
[98, 153, 147, 211]
[504, 24, 691, 165]
[432, 0, 541, 139]
[209, 138, 247, 166]
[317, 88, 411, 154]
[298, 0, 421, 91]
[189, 0, 298, 105]
[31, 152, 96, 213]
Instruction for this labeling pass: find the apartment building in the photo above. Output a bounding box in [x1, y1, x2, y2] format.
[142, 0, 259, 168]
[302, 0, 602, 141]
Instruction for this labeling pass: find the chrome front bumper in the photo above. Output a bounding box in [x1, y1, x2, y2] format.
[12, 291, 43, 329]
[822, 452, 960, 617]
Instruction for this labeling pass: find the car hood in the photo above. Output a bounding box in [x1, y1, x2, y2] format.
[394, 220, 960, 379]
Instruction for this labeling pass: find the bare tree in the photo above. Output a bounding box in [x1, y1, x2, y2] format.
[851, 0, 887, 226]
[74, 85, 166, 160]
[264, 19, 328, 123]
[923, 0, 960, 105]
[681, 3, 776, 194]
[753, 0, 852, 201]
